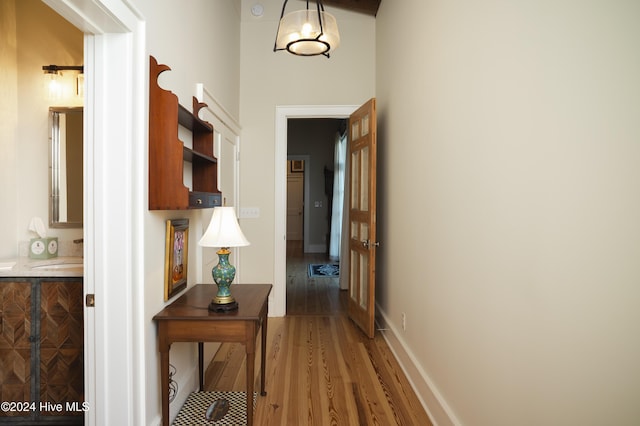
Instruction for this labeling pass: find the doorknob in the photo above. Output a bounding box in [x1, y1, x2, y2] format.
[361, 239, 380, 249]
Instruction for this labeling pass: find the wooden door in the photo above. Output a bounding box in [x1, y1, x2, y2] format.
[347, 98, 378, 338]
[287, 165, 304, 240]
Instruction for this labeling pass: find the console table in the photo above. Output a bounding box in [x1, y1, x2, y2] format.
[153, 284, 272, 426]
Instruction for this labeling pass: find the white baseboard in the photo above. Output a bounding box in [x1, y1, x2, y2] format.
[376, 305, 461, 426]
[149, 414, 162, 426]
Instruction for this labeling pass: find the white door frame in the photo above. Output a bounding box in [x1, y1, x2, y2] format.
[274, 105, 357, 316]
[42, 1, 144, 425]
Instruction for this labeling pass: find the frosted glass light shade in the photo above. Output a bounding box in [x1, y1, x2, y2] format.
[44, 72, 62, 100]
[274, 8, 340, 57]
[198, 207, 250, 248]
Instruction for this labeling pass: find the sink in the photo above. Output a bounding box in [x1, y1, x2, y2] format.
[30, 263, 83, 271]
[27, 257, 83, 272]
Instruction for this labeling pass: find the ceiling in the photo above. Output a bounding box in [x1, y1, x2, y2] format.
[322, 0, 381, 16]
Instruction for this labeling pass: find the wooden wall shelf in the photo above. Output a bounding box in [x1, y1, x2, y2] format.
[148, 56, 222, 210]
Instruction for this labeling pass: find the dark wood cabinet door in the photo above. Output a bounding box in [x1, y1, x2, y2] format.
[39, 280, 84, 417]
[0, 281, 32, 410]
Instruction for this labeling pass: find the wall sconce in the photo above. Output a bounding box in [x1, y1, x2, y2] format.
[274, 0, 340, 58]
[42, 64, 84, 100]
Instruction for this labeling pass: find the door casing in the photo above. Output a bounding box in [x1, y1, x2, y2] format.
[42, 1, 145, 425]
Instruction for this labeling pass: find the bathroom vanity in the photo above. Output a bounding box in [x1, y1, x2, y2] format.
[0, 258, 83, 425]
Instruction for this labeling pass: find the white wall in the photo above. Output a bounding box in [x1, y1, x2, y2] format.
[0, 0, 18, 259]
[238, 0, 375, 310]
[376, 1, 640, 425]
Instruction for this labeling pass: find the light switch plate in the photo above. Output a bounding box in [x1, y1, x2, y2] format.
[240, 207, 260, 218]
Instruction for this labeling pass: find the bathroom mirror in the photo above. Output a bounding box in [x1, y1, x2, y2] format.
[49, 107, 83, 228]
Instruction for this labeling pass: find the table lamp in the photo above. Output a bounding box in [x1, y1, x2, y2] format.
[198, 207, 250, 312]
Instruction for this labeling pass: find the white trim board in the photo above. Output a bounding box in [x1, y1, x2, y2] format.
[42, 1, 146, 425]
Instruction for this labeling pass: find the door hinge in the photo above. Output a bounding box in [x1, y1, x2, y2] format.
[86, 294, 95, 307]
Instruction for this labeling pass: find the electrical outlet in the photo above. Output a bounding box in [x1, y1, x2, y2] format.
[402, 313, 407, 331]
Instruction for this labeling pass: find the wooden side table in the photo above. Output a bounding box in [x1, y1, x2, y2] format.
[153, 284, 272, 426]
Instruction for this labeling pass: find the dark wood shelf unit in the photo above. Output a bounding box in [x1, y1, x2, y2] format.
[177, 103, 212, 133]
[182, 147, 217, 163]
[149, 55, 221, 210]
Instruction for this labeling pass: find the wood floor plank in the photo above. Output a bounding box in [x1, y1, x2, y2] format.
[320, 316, 355, 425]
[253, 318, 289, 425]
[204, 242, 432, 425]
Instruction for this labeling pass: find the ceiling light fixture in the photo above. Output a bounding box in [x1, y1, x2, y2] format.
[273, 0, 340, 58]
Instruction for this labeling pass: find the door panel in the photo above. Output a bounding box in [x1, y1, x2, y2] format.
[347, 98, 377, 338]
[0, 281, 31, 405]
[287, 164, 304, 240]
[40, 280, 84, 416]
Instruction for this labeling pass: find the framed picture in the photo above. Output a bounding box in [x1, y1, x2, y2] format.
[290, 160, 304, 173]
[164, 219, 189, 300]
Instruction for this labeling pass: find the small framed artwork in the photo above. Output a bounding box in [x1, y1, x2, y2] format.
[164, 219, 189, 300]
[291, 160, 304, 173]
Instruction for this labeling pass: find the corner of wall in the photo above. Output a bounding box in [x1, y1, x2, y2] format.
[376, 304, 461, 426]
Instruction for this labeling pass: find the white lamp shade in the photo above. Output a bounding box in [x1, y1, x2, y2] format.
[275, 9, 340, 56]
[198, 207, 250, 248]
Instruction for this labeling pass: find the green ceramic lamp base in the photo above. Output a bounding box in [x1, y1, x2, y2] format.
[208, 249, 239, 312]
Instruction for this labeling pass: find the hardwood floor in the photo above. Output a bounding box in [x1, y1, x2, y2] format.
[286, 241, 345, 316]
[204, 241, 431, 425]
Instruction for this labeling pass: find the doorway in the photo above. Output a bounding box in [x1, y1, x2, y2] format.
[278, 110, 358, 316]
